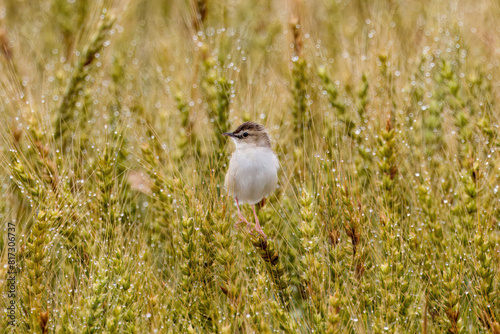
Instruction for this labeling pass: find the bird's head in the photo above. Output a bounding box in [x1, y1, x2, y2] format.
[222, 121, 271, 148]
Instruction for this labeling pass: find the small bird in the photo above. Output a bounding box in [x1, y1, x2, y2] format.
[223, 121, 279, 240]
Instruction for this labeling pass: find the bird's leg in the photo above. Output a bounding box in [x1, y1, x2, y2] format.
[252, 204, 267, 240]
[234, 198, 252, 231]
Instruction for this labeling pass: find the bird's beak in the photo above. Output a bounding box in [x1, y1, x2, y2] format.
[222, 132, 235, 138]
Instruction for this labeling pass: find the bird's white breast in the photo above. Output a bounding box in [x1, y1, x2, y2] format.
[225, 145, 279, 204]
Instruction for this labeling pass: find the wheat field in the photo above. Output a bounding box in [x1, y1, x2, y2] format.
[0, 0, 499, 333]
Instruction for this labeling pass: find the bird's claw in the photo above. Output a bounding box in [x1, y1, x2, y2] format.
[254, 226, 267, 241]
[234, 218, 253, 232]
[234, 214, 264, 238]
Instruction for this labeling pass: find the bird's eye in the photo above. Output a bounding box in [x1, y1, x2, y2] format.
[243, 132, 249, 137]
